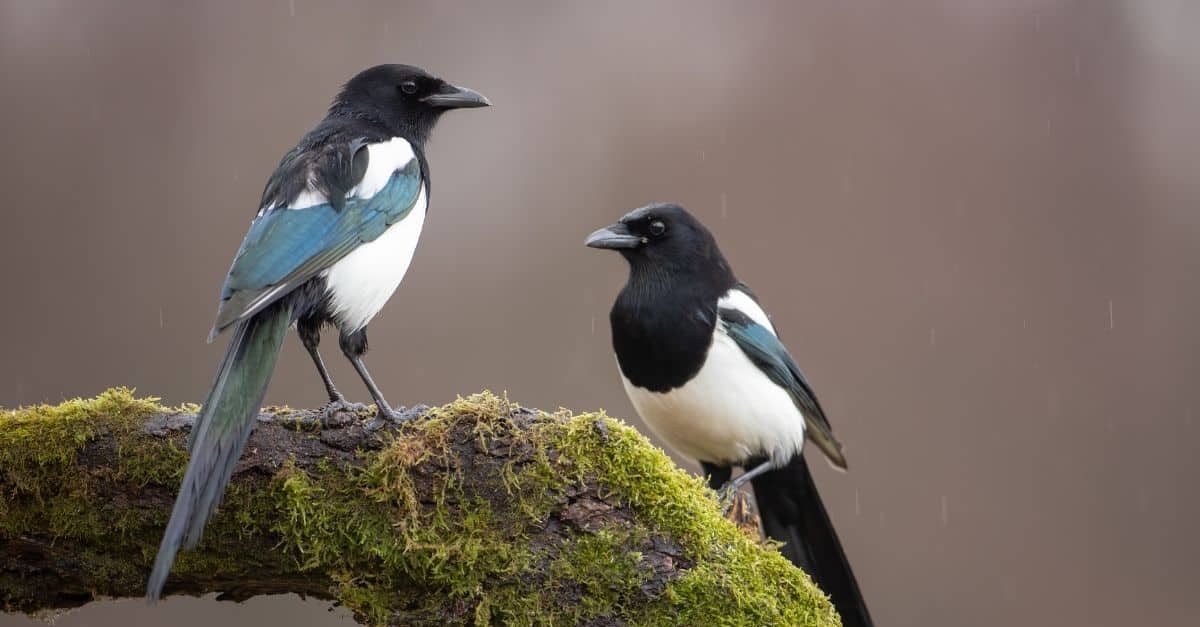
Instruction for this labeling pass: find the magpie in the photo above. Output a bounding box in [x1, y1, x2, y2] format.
[586, 203, 873, 627]
[147, 64, 489, 601]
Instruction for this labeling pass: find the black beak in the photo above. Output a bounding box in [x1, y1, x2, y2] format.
[585, 222, 643, 250]
[422, 83, 491, 109]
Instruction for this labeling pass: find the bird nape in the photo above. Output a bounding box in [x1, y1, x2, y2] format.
[146, 64, 489, 602]
[586, 202, 873, 627]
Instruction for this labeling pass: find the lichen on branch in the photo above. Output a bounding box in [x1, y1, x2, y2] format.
[0, 389, 839, 626]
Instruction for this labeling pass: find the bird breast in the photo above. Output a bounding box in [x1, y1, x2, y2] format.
[620, 327, 807, 467]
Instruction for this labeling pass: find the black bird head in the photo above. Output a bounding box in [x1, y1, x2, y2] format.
[586, 203, 734, 284]
[330, 64, 490, 145]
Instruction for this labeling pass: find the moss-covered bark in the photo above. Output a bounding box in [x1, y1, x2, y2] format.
[0, 389, 839, 626]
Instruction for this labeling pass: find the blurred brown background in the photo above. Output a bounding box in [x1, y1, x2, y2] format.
[2, 0, 1198, 625]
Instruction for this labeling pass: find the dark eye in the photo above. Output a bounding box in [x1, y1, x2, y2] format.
[648, 220, 666, 236]
[400, 81, 418, 95]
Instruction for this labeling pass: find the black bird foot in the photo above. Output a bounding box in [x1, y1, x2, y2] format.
[364, 404, 430, 432]
[319, 398, 369, 427]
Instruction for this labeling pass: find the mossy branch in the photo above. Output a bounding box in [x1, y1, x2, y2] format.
[0, 389, 839, 626]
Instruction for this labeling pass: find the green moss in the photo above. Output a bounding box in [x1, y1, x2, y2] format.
[267, 392, 837, 626]
[546, 412, 839, 626]
[0, 388, 161, 496]
[0, 389, 837, 626]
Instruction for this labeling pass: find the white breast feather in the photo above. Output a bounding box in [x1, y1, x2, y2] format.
[620, 287, 806, 466]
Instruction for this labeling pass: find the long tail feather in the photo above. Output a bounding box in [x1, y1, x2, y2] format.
[752, 456, 873, 627]
[146, 304, 291, 601]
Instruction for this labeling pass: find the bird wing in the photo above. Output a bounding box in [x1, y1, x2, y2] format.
[718, 302, 847, 469]
[209, 139, 423, 337]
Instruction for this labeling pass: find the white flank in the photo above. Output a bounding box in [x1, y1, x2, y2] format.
[620, 328, 806, 467]
[322, 137, 426, 332]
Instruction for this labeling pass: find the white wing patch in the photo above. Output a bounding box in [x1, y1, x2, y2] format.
[288, 188, 328, 210]
[322, 136, 424, 333]
[718, 287, 776, 334]
[351, 136, 416, 199]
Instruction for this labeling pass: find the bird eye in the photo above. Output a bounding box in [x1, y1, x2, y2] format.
[648, 220, 666, 236]
[400, 81, 418, 95]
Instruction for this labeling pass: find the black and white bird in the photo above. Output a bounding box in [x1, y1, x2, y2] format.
[586, 203, 872, 627]
[147, 64, 489, 601]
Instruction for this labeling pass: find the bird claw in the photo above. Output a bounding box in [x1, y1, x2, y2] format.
[364, 404, 430, 432]
[715, 483, 740, 516]
[319, 399, 369, 427]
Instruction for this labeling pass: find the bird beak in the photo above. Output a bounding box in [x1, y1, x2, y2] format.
[422, 83, 491, 108]
[585, 222, 643, 249]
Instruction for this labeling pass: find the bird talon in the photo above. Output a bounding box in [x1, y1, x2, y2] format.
[318, 399, 368, 427]
[716, 483, 739, 516]
[362, 404, 427, 432]
[393, 404, 430, 423]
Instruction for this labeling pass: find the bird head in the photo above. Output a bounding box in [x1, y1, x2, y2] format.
[586, 203, 727, 270]
[331, 64, 490, 144]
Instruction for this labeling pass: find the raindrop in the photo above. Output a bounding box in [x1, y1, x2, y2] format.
[1138, 487, 1148, 512]
[1022, 319, 1028, 329]
[1074, 54, 1081, 77]
[941, 495, 948, 527]
[929, 328, 936, 347]
[159, 307, 165, 329]
[878, 511, 886, 528]
[700, 150, 707, 161]
[855, 489, 860, 516]
[289, 0, 296, 17]
[1108, 299, 1114, 330]
[590, 316, 596, 335]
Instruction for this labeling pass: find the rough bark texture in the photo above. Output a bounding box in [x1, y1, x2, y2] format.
[0, 389, 837, 626]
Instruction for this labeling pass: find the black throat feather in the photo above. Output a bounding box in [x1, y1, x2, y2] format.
[610, 244, 736, 392]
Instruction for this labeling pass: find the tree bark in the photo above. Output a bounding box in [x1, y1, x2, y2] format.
[0, 389, 837, 626]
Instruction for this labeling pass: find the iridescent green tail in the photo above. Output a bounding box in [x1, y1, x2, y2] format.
[147, 303, 291, 601]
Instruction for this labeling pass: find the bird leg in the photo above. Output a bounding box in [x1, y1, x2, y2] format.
[716, 459, 776, 515]
[298, 318, 366, 426]
[339, 328, 420, 430]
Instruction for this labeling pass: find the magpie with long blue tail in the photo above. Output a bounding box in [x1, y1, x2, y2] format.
[146, 64, 489, 601]
[586, 203, 873, 626]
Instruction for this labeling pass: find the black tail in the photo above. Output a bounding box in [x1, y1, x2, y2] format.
[752, 456, 873, 627]
[146, 304, 292, 601]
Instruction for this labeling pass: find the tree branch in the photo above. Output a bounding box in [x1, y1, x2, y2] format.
[0, 389, 837, 626]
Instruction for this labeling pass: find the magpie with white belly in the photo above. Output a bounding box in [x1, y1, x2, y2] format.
[147, 64, 489, 601]
[586, 203, 872, 627]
